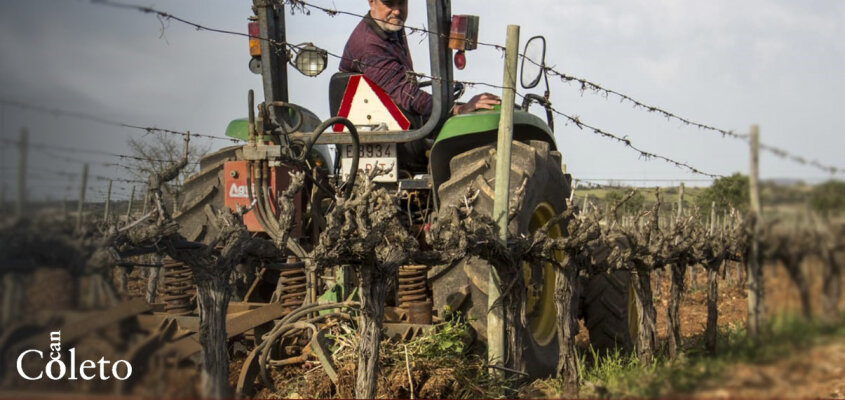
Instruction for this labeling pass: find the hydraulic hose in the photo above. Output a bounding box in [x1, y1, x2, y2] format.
[301, 117, 359, 199]
[267, 101, 304, 135]
[247, 161, 282, 240]
[258, 161, 288, 242]
[261, 161, 287, 239]
[246, 161, 275, 238]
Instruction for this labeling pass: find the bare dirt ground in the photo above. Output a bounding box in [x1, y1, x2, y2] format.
[254, 260, 845, 399]
[15, 257, 842, 398]
[652, 261, 845, 399]
[693, 340, 845, 398]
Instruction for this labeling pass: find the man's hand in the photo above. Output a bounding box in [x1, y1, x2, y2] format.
[452, 93, 501, 115]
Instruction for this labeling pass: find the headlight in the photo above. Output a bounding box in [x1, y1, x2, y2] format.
[294, 43, 328, 77]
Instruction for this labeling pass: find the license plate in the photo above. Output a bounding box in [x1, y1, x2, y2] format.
[340, 143, 397, 182]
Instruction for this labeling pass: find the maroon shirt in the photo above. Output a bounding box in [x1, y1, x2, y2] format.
[339, 12, 432, 119]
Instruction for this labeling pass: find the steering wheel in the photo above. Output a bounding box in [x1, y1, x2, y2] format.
[452, 81, 465, 101]
[418, 80, 465, 101]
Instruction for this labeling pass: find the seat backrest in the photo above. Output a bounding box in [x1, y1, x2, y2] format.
[329, 72, 359, 118]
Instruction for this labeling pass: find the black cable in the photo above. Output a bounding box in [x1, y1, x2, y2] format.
[302, 117, 359, 199]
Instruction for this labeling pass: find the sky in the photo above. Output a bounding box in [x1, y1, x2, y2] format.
[0, 0, 843, 202]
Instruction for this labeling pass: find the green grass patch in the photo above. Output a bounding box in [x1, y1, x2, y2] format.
[536, 314, 845, 398]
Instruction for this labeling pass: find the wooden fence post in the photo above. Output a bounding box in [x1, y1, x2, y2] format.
[104, 180, 113, 222]
[677, 182, 685, 219]
[747, 125, 764, 339]
[705, 200, 719, 354]
[16, 129, 28, 216]
[0, 105, 4, 212]
[710, 201, 716, 233]
[126, 185, 135, 219]
[75, 164, 89, 233]
[489, 23, 520, 374]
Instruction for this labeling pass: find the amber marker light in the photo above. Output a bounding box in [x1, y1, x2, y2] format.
[248, 22, 261, 56]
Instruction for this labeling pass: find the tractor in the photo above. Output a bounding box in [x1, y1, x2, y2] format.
[172, 0, 634, 380]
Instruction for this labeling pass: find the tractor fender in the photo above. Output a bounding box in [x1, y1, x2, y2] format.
[430, 108, 557, 196]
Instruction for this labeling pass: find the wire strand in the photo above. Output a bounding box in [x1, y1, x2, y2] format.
[88, 0, 840, 177]
[0, 98, 239, 143]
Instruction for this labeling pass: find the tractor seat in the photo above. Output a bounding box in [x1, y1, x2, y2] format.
[329, 72, 358, 118]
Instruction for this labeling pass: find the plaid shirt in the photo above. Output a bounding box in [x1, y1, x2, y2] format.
[339, 12, 432, 119]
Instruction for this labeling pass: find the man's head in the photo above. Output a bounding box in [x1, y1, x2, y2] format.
[368, 0, 407, 33]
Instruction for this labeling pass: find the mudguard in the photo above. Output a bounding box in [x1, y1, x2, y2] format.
[224, 106, 323, 141]
[430, 107, 557, 195]
[224, 107, 334, 171]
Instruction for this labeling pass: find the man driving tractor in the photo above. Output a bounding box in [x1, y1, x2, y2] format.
[340, 0, 500, 127]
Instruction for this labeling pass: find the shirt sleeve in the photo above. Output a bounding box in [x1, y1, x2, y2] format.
[359, 54, 433, 118]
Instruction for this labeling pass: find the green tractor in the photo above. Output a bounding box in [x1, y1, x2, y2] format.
[174, 0, 634, 378]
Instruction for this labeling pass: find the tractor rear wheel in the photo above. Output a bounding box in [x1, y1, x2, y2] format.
[582, 271, 637, 353]
[432, 140, 569, 378]
[174, 145, 242, 243]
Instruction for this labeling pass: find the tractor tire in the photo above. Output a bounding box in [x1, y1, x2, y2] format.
[431, 140, 569, 378]
[174, 145, 242, 244]
[582, 271, 636, 353]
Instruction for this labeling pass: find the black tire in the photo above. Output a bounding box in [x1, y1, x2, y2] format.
[173, 145, 242, 243]
[430, 140, 569, 378]
[582, 271, 637, 353]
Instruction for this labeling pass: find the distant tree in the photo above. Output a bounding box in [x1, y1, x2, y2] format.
[809, 180, 845, 215]
[760, 181, 807, 206]
[126, 132, 209, 208]
[605, 189, 645, 216]
[696, 173, 749, 214]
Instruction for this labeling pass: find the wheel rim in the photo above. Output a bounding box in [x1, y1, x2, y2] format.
[628, 279, 639, 343]
[524, 202, 561, 346]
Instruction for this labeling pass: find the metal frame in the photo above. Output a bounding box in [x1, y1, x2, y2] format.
[255, 0, 290, 129]
[288, 0, 454, 146]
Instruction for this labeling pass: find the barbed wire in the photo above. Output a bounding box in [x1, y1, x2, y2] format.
[94, 176, 147, 184]
[23, 181, 136, 202]
[0, 98, 239, 143]
[5, 137, 202, 168]
[280, 0, 506, 52]
[111, 153, 201, 166]
[1, 137, 117, 157]
[27, 167, 78, 179]
[90, 0, 442, 81]
[14, 184, 131, 201]
[91, 0, 261, 45]
[277, 0, 758, 161]
[89, 0, 720, 179]
[544, 102, 722, 178]
[518, 59, 750, 142]
[91, 0, 296, 56]
[32, 148, 111, 167]
[529, 61, 842, 175]
[577, 178, 715, 182]
[756, 142, 840, 175]
[89, 0, 837, 179]
[24, 166, 145, 186]
[410, 70, 717, 177]
[278, 0, 843, 175]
